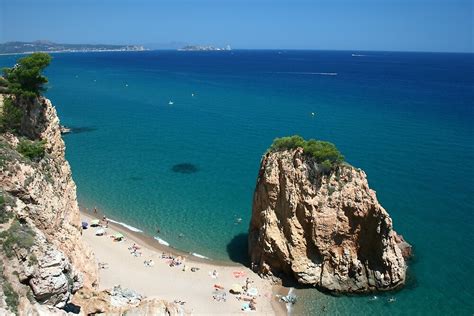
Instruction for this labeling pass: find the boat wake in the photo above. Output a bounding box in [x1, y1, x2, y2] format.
[272, 72, 338, 76]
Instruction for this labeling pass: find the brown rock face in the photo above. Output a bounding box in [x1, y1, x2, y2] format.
[1, 97, 98, 309]
[249, 148, 409, 293]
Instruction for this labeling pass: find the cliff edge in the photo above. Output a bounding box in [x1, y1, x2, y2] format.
[0, 96, 98, 313]
[0, 53, 186, 315]
[249, 147, 411, 293]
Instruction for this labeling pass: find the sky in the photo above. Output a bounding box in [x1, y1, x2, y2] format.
[0, 0, 472, 52]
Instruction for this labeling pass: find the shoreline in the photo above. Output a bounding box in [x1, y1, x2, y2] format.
[80, 207, 238, 267]
[0, 49, 149, 56]
[80, 208, 289, 315]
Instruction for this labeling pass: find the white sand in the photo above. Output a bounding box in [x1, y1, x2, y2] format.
[81, 213, 285, 315]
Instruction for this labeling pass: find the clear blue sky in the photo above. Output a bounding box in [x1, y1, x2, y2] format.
[0, 0, 472, 52]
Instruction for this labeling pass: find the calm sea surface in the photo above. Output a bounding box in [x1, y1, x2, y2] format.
[1, 50, 472, 315]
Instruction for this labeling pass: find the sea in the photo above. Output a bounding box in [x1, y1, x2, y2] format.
[1, 50, 472, 315]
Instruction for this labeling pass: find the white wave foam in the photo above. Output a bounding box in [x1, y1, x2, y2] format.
[107, 218, 143, 233]
[286, 287, 295, 314]
[154, 236, 170, 247]
[191, 252, 210, 259]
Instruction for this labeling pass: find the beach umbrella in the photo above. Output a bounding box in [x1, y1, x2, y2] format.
[247, 288, 258, 296]
[114, 232, 124, 240]
[95, 228, 105, 236]
[230, 284, 243, 294]
[91, 219, 100, 226]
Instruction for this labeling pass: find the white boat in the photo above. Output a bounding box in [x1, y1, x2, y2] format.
[168, 100, 174, 105]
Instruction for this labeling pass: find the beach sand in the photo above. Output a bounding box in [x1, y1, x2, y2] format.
[80, 212, 288, 315]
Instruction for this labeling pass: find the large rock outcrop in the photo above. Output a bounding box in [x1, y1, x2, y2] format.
[249, 148, 410, 293]
[1, 96, 98, 311]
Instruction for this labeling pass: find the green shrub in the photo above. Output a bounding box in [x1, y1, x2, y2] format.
[270, 135, 344, 172]
[17, 139, 45, 161]
[29, 254, 38, 266]
[0, 97, 23, 133]
[0, 219, 36, 257]
[0, 193, 13, 224]
[2, 52, 51, 99]
[328, 185, 336, 195]
[2, 280, 19, 314]
[0, 76, 8, 87]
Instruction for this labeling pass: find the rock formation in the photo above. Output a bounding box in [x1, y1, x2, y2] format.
[249, 148, 411, 293]
[0, 96, 97, 313]
[1, 95, 184, 315]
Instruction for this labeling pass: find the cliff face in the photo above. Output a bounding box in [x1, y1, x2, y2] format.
[249, 148, 410, 293]
[0, 96, 98, 311]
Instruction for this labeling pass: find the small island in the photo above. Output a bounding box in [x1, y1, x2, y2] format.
[178, 44, 232, 51]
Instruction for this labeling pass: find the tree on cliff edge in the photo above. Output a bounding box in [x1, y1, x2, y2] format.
[2, 52, 51, 99]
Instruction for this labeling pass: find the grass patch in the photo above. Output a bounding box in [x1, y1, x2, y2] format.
[0, 219, 36, 258]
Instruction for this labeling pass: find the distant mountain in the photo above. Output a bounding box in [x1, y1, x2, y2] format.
[0, 40, 147, 54]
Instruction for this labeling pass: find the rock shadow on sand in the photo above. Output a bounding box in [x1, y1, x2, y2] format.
[226, 233, 250, 266]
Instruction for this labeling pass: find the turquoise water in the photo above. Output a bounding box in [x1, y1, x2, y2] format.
[1, 51, 472, 315]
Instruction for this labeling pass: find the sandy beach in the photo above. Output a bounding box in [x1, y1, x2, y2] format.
[80, 211, 288, 315]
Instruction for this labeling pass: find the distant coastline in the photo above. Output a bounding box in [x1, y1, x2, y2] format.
[0, 40, 147, 55]
[178, 44, 232, 51]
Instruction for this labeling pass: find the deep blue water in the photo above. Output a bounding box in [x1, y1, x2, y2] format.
[1, 50, 473, 315]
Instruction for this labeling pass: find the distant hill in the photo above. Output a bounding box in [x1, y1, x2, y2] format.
[0, 40, 146, 54]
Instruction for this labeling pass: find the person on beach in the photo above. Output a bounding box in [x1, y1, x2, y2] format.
[94, 207, 98, 214]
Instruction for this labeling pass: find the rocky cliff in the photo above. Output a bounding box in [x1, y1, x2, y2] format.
[0, 96, 98, 313]
[249, 148, 411, 293]
[0, 96, 184, 315]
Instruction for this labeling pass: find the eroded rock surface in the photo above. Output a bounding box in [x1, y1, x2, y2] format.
[1, 96, 97, 311]
[249, 148, 410, 293]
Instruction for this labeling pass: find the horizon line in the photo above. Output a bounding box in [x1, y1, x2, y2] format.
[0, 40, 472, 54]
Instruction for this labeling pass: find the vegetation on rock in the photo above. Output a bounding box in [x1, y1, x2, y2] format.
[0, 97, 23, 133]
[2, 52, 51, 99]
[17, 139, 46, 161]
[270, 135, 344, 172]
[0, 192, 13, 224]
[0, 219, 36, 258]
[0, 265, 19, 314]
